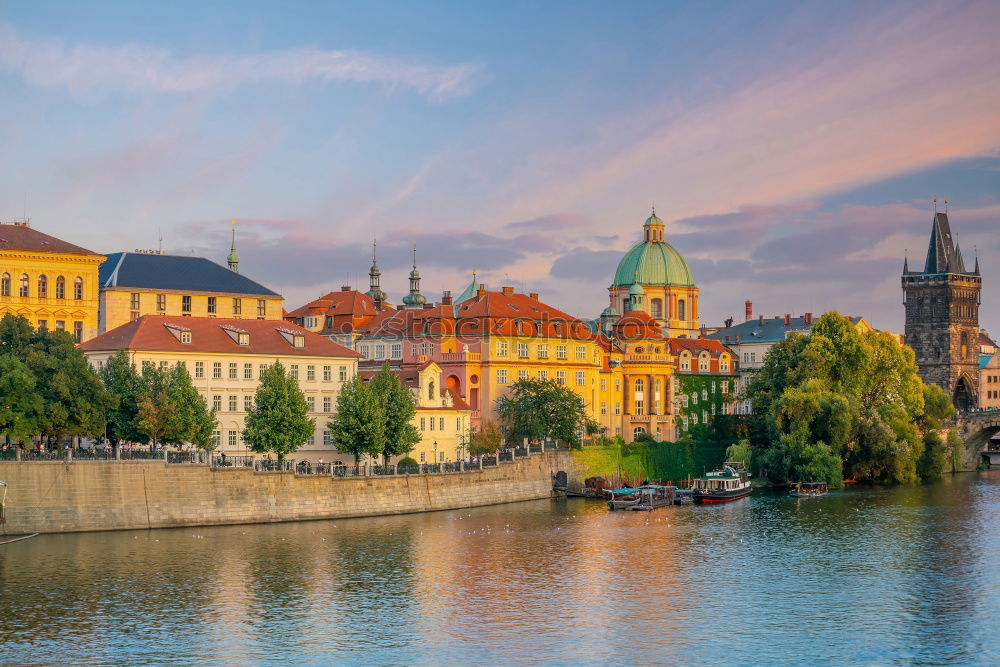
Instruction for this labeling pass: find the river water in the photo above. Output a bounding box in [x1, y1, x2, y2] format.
[2, 472, 1000, 665]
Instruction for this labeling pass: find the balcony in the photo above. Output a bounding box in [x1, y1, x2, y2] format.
[437, 351, 481, 363]
[624, 354, 671, 363]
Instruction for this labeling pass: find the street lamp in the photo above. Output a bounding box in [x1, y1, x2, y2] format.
[433, 441, 438, 465]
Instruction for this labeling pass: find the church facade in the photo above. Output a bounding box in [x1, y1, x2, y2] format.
[902, 211, 982, 410]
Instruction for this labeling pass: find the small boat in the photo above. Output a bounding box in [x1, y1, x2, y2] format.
[607, 484, 681, 511]
[789, 481, 829, 497]
[691, 463, 751, 504]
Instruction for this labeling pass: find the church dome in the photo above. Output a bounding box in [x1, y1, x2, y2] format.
[612, 211, 694, 287]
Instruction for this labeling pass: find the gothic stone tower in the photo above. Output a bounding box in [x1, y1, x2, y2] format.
[902, 211, 981, 410]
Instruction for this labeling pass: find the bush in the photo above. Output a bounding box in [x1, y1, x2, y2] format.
[919, 432, 946, 480]
[397, 456, 418, 467]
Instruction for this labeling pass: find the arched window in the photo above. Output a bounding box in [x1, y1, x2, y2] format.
[428, 380, 435, 401]
[650, 298, 663, 319]
[19, 274, 29, 297]
[37, 275, 47, 298]
[632, 426, 646, 440]
[73, 277, 83, 300]
[678, 299, 686, 321]
[0, 273, 8, 297]
[55, 276, 66, 299]
[680, 352, 691, 372]
[699, 353, 710, 372]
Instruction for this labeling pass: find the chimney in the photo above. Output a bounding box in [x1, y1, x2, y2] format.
[745, 299, 753, 321]
[341, 285, 351, 292]
[476, 286, 486, 299]
[804, 312, 813, 324]
[529, 292, 539, 300]
[501, 286, 514, 295]
[441, 290, 453, 306]
[758, 315, 764, 325]
[784, 313, 791, 326]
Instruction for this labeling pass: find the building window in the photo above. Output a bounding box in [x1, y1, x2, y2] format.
[245, 395, 254, 412]
[420, 417, 426, 431]
[601, 401, 607, 415]
[537, 344, 548, 359]
[257, 299, 266, 318]
[156, 294, 166, 311]
[538, 370, 548, 381]
[419, 343, 428, 356]
[555, 345, 567, 360]
[232, 298, 242, 316]
[601, 378, 608, 391]
[70, 277, 82, 300]
[323, 365, 332, 381]
[0, 273, 9, 296]
[37, 319, 47, 331]
[293, 335, 304, 348]
[37, 275, 47, 298]
[702, 389, 708, 401]
[681, 354, 691, 372]
[678, 299, 686, 321]
[575, 371, 586, 386]
[439, 417, 445, 431]
[53, 276, 65, 299]
[339, 366, 348, 382]
[556, 371, 566, 385]
[195, 361, 204, 378]
[182, 295, 192, 313]
[323, 430, 332, 446]
[55, 320, 65, 331]
[180, 331, 192, 344]
[721, 357, 729, 372]
[633, 426, 646, 440]
[212, 395, 222, 411]
[650, 298, 663, 319]
[73, 321, 83, 343]
[259, 364, 267, 378]
[429, 417, 435, 431]
[228, 363, 238, 379]
[17, 274, 28, 297]
[496, 341, 508, 357]
[615, 378, 621, 391]
[207, 296, 217, 314]
[228, 395, 238, 412]
[518, 369, 529, 380]
[575, 346, 586, 361]
[635, 399, 644, 415]
[323, 396, 332, 413]
[497, 369, 508, 384]
[212, 431, 221, 448]
[129, 292, 140, 310]
[307, 365, 316, 381]
[518, 343, 529, 358]
[359, 344, 370, 359]
[699, 355, 710, 372]
[290, 364, 299, 380]
[375, 344, 386, 360]
[213, 362, 222, 379]
[615, 402, 621, 415]
[244, 363, 253, 380]
[456, 417, 462, 431]
[307, 396, 315, 412]
[391, 343, 402, 360]
[420, 451, 426, 462]
[682, 395, 689, 408]
[635, 378, 644, 393]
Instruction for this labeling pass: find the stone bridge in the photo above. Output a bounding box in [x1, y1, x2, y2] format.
[954, 411, 1000, 468]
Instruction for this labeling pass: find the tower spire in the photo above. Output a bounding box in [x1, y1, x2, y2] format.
[227, 219, 239, 272]
[366, 235, 386, 306]
[402, 243, 426, 309]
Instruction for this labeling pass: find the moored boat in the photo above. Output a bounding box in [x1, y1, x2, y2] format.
[691, 463, 751, 504]
[789, 481, 828, 497]
[607, 485, 682, 511]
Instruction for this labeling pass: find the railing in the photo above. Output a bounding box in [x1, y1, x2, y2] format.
[499, 450, 513, 462]
[0, 448, 18, 460]
[22, 449, 66, 461]
[72, 448, 117, 460]
[167, 451, 206, 465]
[482, 455, 498, 467]
[212, 454, 255, 468]
[118, 449, 163, 461]
[529, 443, 543, 454]
[256, 459, 295, 473]
[368, 464, 395, 476]
[513, 446, 529, 458]
[331, 465, 368, 477]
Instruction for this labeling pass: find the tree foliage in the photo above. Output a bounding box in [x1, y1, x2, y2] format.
[495, 378, 599, 448]
[100, 350, 145, 445]
[244, 361, 314, 461]
[328, 375, 385, 462]
[0, 354, 43, 440]
[370, 363, 420, 462]
[136, 362, 217, 447]
[744, 312, 941, 486]
[469, 420, 503, 455]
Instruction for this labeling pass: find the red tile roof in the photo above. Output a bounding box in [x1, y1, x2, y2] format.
[614, 310, 663, 340]
[666, 338, 732, 357]
[80, 315, 359, 357]
[0, 223, 102, 256]
[286, 289, 393, 333]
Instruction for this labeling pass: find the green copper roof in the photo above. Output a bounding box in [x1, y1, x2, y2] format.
[613, 240, 694, 287]
[644, 211, 664, 227]
[629, 281, 645, 296]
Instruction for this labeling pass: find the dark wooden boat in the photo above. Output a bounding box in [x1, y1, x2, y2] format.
[789, 481, 828, 497]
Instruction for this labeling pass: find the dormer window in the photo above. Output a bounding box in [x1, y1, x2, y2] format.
[239, 332, 250, 346]
[164, 323, 193, 343]
[294, 335, 305, 348]
[180, 331, 192, 344]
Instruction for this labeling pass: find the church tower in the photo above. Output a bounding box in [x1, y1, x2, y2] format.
[902, 208, 981, 410]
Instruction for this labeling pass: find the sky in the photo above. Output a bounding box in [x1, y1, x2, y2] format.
[1, 0, 998, 335]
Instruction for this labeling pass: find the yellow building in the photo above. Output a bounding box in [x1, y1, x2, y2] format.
[98, 251, 284, 334]
[80, 315, 359, 456]
[362, 361, 472, 463]
[0, 221, 104, 342]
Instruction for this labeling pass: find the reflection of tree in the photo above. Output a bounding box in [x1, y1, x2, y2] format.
[243, 527, 313, 634]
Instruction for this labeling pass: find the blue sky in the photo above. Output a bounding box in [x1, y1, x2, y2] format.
[1, 0, 998, 334]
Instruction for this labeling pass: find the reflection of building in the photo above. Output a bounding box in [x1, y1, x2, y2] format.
[706, 312, 872, 414]
[608, 210, 699, 337]
[98, 252, 283, 334]
[0, 221, 104, 342]
[80, 315, 358, 455]
[361, 361, 472, 463]
[902, 211, 982, 410]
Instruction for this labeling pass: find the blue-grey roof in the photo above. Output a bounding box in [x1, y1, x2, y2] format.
[706, 315, 864, 344]
[99, 252, 280, 297]
[982, 354, 993, 370]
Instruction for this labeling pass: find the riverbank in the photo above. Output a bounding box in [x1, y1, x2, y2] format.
[0, 450, 572, 535]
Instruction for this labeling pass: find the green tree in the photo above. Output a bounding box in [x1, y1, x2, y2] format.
[468, 420, 503, 455]
[947, 429, 965, 472]
[495, 378, 599, 448]
[168, 363, 217, 449]
[919, 431, 947, 480]
[0, 354, 43, 442]
[136, 364, 179, 445]
[724, 439, 752, 468]
[919, 383, 956, 431]
[370, 363, 420, 463]
[100, 350, 146, 445]
[244, 361, 314, 461]
[328, 375, 385, 463]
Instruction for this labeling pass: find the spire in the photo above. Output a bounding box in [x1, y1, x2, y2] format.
[643, 206, 665, 242]
[952, 244, 967, 274]
[975, 250, 980, 276]
[402, 244, 426, 309]
[227, 220, 239, 272]
[366, 236, 386, 305]
[923, 211, 958, 274]
[903, 252, 909, 275]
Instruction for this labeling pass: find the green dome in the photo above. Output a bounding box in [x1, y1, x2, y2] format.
[613, 240, 694, 287]
[629, 282, 645, 296]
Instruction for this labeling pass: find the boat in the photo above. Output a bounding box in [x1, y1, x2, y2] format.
[691, 463, 751, 504]
[607, 484, 681, 511]
[789, 481, 829, 497]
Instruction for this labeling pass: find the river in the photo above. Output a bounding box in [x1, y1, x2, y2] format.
[2, 471, 1000, 665]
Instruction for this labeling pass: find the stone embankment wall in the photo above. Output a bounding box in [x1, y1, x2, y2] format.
[0, 451, 572, 535]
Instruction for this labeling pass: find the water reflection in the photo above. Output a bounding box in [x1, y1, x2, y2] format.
[2, 472, 1000, 664]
